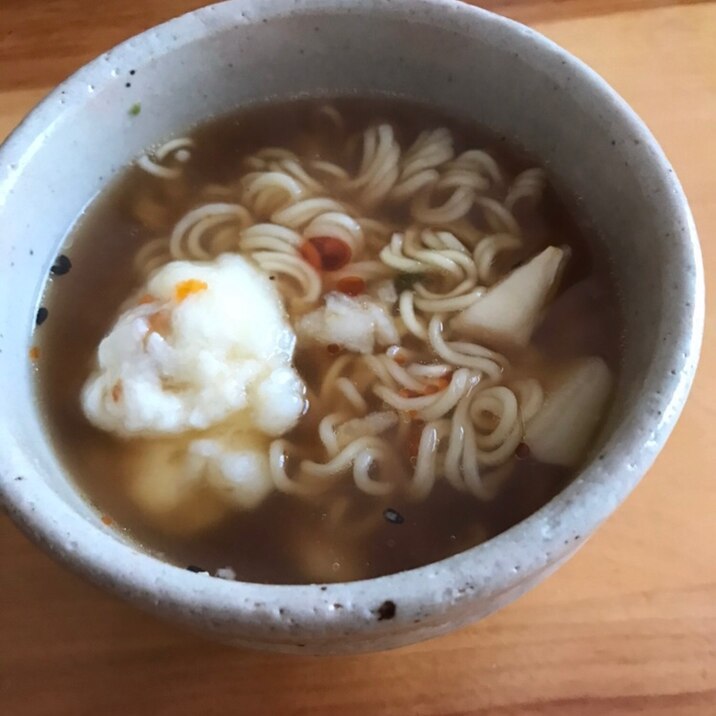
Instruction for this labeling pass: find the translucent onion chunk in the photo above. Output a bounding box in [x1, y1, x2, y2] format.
[524, 356, 614, 467]
[450, 246, 566, 347]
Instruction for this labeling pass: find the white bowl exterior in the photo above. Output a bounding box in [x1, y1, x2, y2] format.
[0, 0, 703, 654]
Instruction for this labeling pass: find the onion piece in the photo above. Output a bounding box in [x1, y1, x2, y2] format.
[524, 356, 613, 467]
[450, 246, 566, 347]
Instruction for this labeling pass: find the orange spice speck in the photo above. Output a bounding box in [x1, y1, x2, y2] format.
[138, 293, 156, 305]
[175, 279, 208, 302]
[393, 352, 408, 366]
[101, 515, 113, 526]
[29, 346, 40, 362]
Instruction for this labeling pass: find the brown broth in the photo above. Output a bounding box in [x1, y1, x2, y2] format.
[34, 96, 620, 584]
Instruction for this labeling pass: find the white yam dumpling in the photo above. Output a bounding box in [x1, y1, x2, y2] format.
[81, 254, 305, 437]
[129, 431, 275, 533]
[250, 366, 306, 437]
[450, 246, 566, 348]
[127, 441, 230, 534]
[296, 292, 399, 354]
[187, 432, 274, 509]
[524, 356, 614, 467]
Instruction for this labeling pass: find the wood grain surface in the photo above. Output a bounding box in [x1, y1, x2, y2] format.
[1, 2, 715, 714]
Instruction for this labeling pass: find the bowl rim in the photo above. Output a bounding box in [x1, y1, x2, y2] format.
[0, 0, 704, 639]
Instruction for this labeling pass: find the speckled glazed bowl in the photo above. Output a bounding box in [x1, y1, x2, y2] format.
[0, 0, 703, 655]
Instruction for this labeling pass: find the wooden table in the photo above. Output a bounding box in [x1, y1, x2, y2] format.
[1, 1, 714, 713]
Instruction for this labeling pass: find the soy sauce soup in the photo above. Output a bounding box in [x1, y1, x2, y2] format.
[34, 97, 619, 583]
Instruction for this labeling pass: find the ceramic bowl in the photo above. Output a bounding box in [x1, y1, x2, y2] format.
[0, 0, 703, 654]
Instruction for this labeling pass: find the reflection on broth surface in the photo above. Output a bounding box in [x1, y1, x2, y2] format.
[35, 97, 620, 584]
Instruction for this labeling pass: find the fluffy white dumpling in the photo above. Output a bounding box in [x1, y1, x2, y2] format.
[128, 432, 275, 533]
[250, 366, 307, 436]
[82, 254, 305, 437]
[296, 292, 399, 354]
[187, 434, 274, 509]
[127, 440, 229, 534]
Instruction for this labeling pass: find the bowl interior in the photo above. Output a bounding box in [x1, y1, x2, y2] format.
[0, 0, 701, 652]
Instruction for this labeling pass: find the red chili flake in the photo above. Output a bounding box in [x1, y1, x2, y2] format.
[435, 375, 452, 390]
[326, 343, 342, 356]
[336, 275, 366, 296]
[399, 388, 421, 399]
[515, 442, 531, 460]
[423, 374, 452, 395]
[29, 346, 40, 362]
[298, 241, 323, 271]
[101, 515, 113, 526]
[302, 236, 352, 272]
